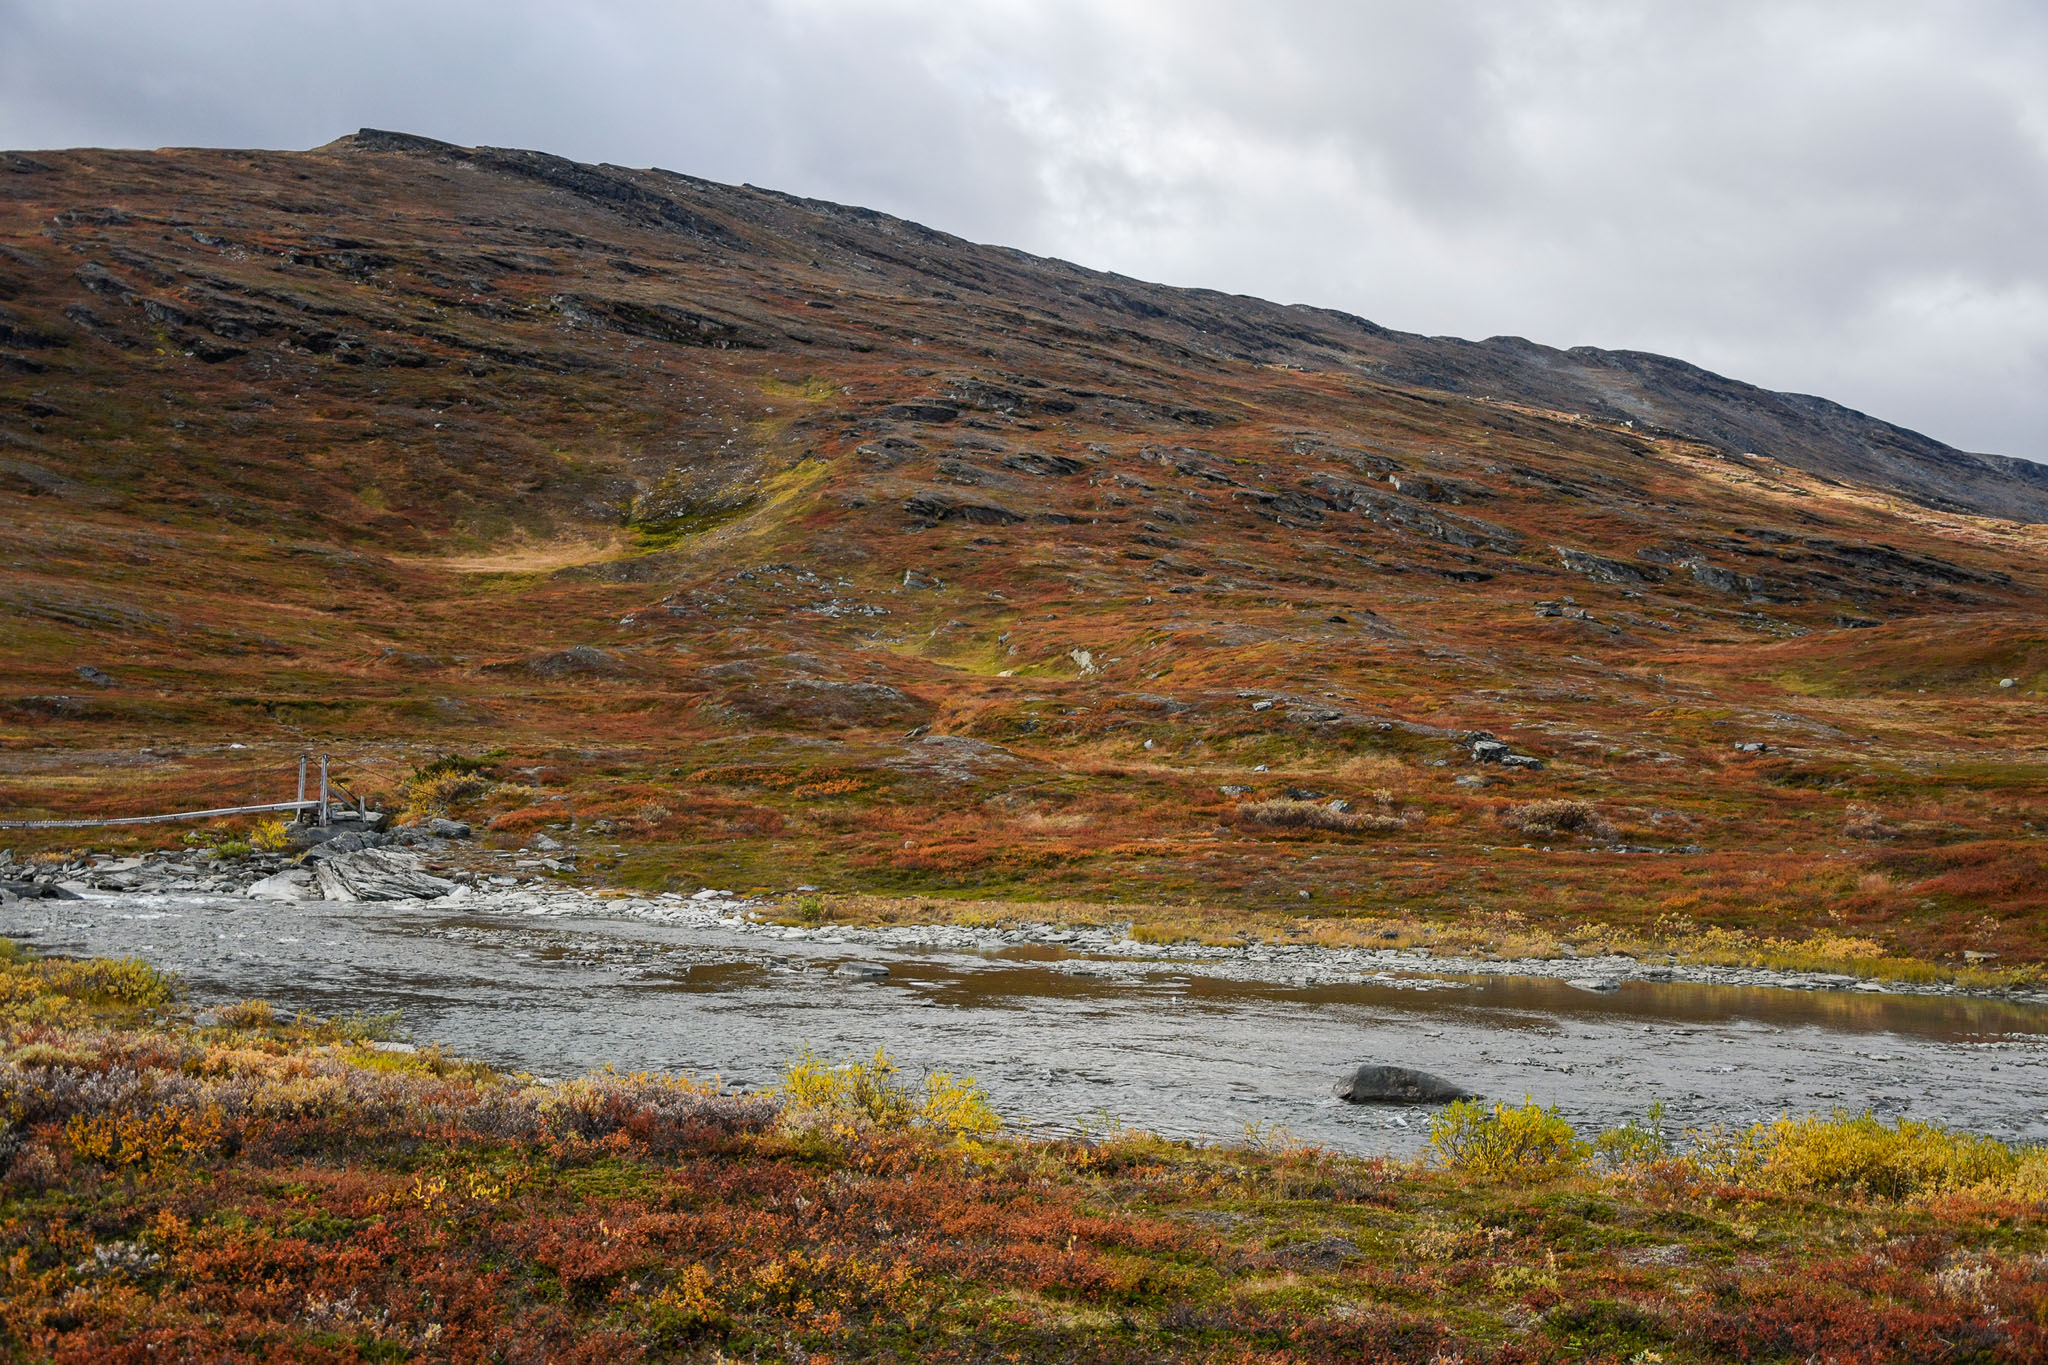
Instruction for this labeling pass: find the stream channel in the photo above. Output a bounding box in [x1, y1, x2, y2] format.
[9, 888, 2048, 1156]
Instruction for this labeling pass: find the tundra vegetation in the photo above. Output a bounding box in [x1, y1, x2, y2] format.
[5, 135, 2048, 1356]
[1, 945, 2045, 1361]
[2, 139, 2046, 981]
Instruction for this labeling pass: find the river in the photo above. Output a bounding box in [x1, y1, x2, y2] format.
[8, 887, 2047, 1155]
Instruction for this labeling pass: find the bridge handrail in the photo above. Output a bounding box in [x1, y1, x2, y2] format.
[0, 799, 324, 830]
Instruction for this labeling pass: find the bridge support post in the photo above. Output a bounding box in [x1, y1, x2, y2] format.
[318, 756, 330, 828]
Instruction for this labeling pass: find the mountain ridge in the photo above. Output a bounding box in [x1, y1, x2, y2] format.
[311, 129, 2046, 522]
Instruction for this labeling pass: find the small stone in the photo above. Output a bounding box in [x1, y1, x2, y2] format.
[833, 961, 891, 981]
[1998, 678, 2017, 689]
[75, 665, 116, 687]
[532, 833, 562, 852]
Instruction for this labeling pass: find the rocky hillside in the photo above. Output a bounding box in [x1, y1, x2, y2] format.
[3, 130, 2045, 964]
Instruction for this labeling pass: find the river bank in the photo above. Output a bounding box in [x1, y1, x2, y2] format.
[519, 883, 2048, 1006]
[10, 839, 2044, 1005]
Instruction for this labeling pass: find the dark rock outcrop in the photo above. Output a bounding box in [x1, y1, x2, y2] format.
[903, 489, 1026, 526]
[726, 680, 933, 729]
[485, 646, 628, 680]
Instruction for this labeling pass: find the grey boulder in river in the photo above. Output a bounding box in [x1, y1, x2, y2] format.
[1335, 1064, 1477, 1104]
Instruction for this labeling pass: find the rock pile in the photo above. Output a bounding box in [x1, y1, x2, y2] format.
[1464, 732, 1544, 770]
[0, 812, 481, 905]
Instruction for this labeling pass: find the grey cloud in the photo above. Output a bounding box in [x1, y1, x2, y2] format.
[1, 0, 2041, 459]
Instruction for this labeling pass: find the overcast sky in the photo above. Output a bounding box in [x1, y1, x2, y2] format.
[4, 0, 2044, 460]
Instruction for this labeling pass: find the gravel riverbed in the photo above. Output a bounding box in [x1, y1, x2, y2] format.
[9, 867, 2048, 1156]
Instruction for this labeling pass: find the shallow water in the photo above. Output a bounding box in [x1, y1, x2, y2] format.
[10, 891, 2048, 1155]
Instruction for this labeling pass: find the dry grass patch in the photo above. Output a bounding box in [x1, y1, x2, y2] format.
[1497, 798, 1610, 840]
[1845, 803, 1900, 840]
[1238, 798, 1405, 833]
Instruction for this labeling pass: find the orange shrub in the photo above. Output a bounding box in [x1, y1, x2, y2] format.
[488, 807, 556, 836]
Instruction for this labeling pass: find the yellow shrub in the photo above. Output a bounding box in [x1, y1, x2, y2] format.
[1428, 1098, 1588, 1179]
[400, 772, 494, 822]
[64, 1104, 224, 1169]
[1594, 1102, 1674, 1169]
[775, 1046, 1000, 1141]
[915, 1068, 1003, 1140]
[1995, 1150, 2048, 1201]
[28, 956, 176, 1009]
[213, 999, 276, 1029]
[647, 1263, 732, 1342]
[1729, 1112, 2022, 1200]
[249, 819, 293, 852]
[397, 756, 499, 822]
[248, 1073, 349, 1120]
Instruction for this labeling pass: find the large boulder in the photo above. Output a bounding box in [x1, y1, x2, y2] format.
[1334, 1064, 1476, 1104]
[0, 879, 80, 901]
[312, 849, 457, 902]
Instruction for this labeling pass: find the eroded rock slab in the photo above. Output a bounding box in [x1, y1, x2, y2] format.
[313, 849, 457, 902]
